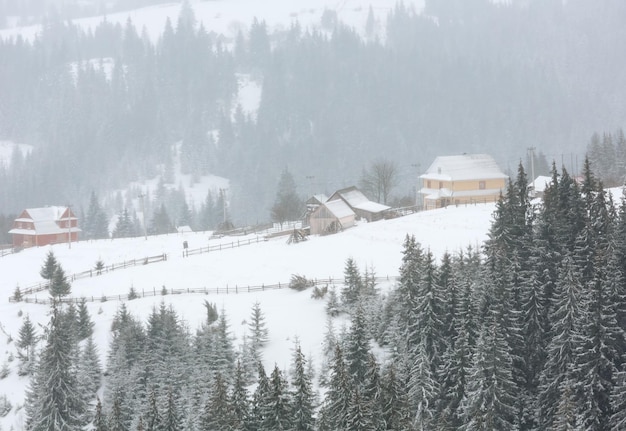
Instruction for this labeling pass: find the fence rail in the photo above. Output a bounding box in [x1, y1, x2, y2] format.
[184, 237, 265, 258]
[11, 276, 400, 305]
[14, 253, 168, 296]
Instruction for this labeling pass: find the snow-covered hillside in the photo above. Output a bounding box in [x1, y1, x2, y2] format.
[0, 202, 494, 430]
[0, 0, 426, 43]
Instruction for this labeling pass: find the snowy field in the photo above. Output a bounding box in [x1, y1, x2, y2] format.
[0, 202, 494, 429]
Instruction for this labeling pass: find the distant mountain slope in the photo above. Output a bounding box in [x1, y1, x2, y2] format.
[0, 0, 425, 42]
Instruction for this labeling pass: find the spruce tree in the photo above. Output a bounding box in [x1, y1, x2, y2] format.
[40, 250, 58, 280]
[144, 389, 163, 431]
[610, 357, 626, 430]
[248, 301, 269, 364]
[318, 344, 352, 430]
[360, 353, 385, 430]
[77, 335, 101, 399]
[262, 365, 292, 431]
[380, 363, 411, 431]
[212, 309, 236, 381]
[571, 268, 621, 429]
[25, 302, 86, 430]
[231, 361, 252, 431]
[85, 191, 109, 239]
[411, 249, 446, 375]
[342, 257, 363, 306]
[270, 167, 303, 225]
[346, 304, 371, 386]
[108, 394, 125, 431]
[77, 297, 94, 340]
[461, 312, 517, 430]
[319, 315, 337, 386]
[552, 369, 578, 431]
[94, 397, 108, 431]
[346, 387, 373, 431]
[17, 314, 37, 376]
[290, 344, 316, 430]
[49, 264, 71, 297]
[251, 363, 271, 430]
[202, 374, 235, 431]
[408, 338, 438, 430]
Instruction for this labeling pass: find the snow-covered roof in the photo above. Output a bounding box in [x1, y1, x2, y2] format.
[531, 176, 552, 193]
[420, 154, 508, 182]
[331, 186, 391, 213]
[26, 206, 70, 222]
[307, 194, 328, 205]
[353, 201, 391, 213]
[9, 206, 79, 236]
[333, 186, 369, 206]
[323, 199, 355, 220]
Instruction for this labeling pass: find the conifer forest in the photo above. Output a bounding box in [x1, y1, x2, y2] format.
[1, 0, 626, 227]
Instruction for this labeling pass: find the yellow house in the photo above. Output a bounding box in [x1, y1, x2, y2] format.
[419, 154, 508, 210]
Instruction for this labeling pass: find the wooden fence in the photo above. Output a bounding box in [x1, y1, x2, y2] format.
[0, 245, 16, 258]
[14, 253, 168, 296]
[11, 276, 400, 305]
[183, 236, 267, 257]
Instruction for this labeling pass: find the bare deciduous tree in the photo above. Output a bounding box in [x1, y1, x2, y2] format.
[359, 159, 398, 205]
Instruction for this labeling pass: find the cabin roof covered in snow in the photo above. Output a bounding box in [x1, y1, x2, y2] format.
[421, 154, 508, 182]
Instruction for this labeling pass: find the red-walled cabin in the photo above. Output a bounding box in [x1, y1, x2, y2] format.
[8, 206, 81, 248]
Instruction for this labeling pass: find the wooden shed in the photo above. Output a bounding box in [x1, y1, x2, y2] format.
[309, 199, 356, 235]
[327, 186, 390, 222]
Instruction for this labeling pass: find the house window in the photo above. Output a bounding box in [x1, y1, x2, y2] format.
[427, 180, 431, 188]
[439, 181, 443, 189]
[479, 181, 486, 190]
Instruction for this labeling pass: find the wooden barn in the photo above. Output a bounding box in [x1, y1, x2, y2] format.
[327, 186, 390, 222]
[8, 206, 80, 248]
[309, 199, 356, 235]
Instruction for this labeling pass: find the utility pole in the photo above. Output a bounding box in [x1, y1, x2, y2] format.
[412, 163, 422, 209]
[528, 146, 536, 197]
[306, 175, 315, 198]
[219, 188, 227, 224]
[138, 192, 147, 240]
[66, 204, 73, 249]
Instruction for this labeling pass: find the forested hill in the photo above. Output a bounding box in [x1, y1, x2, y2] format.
[1, 0, 625, 223]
